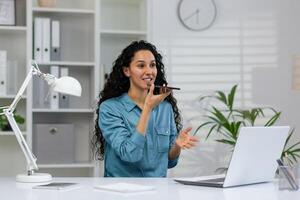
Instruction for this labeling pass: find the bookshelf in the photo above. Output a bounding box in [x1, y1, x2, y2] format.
[99, 0, 148, 85]
[0, 0, 149, 177]
[29, 0, 97, 177]
[0, 0, 28, 176]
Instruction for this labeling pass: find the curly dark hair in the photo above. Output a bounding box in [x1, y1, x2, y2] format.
[92, 40, 182, 160]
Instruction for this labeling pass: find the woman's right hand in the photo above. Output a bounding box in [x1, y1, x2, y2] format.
[144, 84, 170, 110]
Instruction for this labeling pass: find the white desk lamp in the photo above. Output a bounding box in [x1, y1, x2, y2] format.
[0, 60, 82, 183]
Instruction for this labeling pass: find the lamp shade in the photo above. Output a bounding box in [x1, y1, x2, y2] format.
[53, 76, 82, 96]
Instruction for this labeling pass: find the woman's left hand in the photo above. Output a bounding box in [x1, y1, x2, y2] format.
[176, 127, 199, 149]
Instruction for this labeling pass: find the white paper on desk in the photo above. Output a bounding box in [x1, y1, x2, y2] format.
[94, 182, 155, 193]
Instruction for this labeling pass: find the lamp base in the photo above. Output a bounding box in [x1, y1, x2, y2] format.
[16, 173, 52, 183]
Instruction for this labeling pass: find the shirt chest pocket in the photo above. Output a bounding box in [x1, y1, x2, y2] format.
[155, 127, 170, 153]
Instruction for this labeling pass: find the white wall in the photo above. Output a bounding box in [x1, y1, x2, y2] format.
[150, 0, 300, 177]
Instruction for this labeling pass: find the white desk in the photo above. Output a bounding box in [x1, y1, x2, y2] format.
[0, 177, 299, 200]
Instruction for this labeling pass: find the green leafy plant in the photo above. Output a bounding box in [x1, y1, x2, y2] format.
[194, 85, 300, 164]
[0, 108, 25, 131]
[281, 128, 300, 164]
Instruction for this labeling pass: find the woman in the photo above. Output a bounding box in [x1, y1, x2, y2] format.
[93, 40, 198, 177]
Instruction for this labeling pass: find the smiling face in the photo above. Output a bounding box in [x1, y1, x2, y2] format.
[123, 50, 157, 92]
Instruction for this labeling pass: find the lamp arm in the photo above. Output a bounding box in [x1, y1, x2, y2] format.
[8, 66, 37, 112]
[4, 109, 38, 173]
[4, 63, 42, 174]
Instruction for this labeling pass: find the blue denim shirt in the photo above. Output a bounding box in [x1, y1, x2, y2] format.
[99, 93, 179, 177]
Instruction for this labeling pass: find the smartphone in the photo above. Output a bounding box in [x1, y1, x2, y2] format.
[155, 85, 181, 90]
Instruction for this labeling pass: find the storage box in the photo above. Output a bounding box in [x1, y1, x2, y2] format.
[33, 123, 75, 164]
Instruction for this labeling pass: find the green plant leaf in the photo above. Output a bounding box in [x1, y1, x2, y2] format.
[216, 91, 227, 105]
[14, 115, 25, 124]
[193, 121, 214, 135]
[264, 112, 281, 126]
[211, 107, 229, 124]
[198, 95, 214, 102]
[227, 85, 237, 111]
[282, 128, 300, 164]
[205, 124, 218, 140]
[215, 139, 236, 146]
[283, 128, 294, 148]
[0, 109, 25, 131]
[286, 142, 300, 152]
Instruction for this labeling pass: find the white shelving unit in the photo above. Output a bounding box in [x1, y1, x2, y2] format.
[32, 108, 94, 113]
[38, 163, 94, 169]
[32, 7, 95, 14]
[0, 0, 28, 177]
[28, 0, 97, 177]
[0, 131, 26, 136]
[0, 0, 149, 177]
[0, 26, 27, 32]
[99, 0, 149, 85]
[37, 61, 95, 67]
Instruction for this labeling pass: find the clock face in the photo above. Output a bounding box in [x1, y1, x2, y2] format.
[177, 0, 217, 31]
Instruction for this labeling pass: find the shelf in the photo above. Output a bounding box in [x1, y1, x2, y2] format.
[100, 29, 147, 37]
[33, 7, 95, 14]
[0, 95, 26, 99]
[38, 163, 95, 169]
[0, 26, 27, 33]
[32, 109, 94, 113]
[0, 131, 26, 136]
[37, 61, 95, 67]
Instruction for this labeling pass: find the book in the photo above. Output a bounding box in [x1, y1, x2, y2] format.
[33, 182, 79, 190]
[94, 182, 155, 193]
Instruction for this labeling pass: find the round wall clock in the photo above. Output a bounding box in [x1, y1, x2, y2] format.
[177, 0, 217, 31]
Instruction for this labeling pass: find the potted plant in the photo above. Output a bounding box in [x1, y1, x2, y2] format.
[0, 108, 25, 131]
[194, 85, 300, 165]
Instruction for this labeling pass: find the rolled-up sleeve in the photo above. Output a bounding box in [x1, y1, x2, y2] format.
[99, 102, 146, 163]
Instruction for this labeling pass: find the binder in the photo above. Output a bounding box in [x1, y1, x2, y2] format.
[6, 60, 18, 95]
[34, 18, 43, 62]
[32, 76, 41, 108]
[42, 18, 51, 62]
[50, 66, 59, 109]
[33, 76, 49, 108]
[59, 67, 69, 108]
[0, 51, 7, 95]
[51, 20, 61, 61]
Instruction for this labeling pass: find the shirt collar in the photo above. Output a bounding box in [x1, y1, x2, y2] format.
[120, 93, 137, 112]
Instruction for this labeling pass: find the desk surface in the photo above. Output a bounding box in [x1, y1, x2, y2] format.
[0, 177, 299, 200]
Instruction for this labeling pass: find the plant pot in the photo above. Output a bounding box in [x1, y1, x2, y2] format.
[37, 0, 57, 7]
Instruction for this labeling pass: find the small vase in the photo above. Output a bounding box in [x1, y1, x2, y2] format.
[37, 0, 57, 7]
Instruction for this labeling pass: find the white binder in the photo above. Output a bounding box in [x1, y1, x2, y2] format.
[51, 20, 61, 61]
[42, 18, 51, 62]
[59, 67, 69, 108]
[34, 18, 43, 62]
[50, 66, 59, 109]
[0, 51, 7, 95]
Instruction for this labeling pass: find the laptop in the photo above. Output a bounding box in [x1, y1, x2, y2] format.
[174, 126, 290, 188]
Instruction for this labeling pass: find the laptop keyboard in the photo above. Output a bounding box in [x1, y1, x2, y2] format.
[200, 177, 225, 183]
